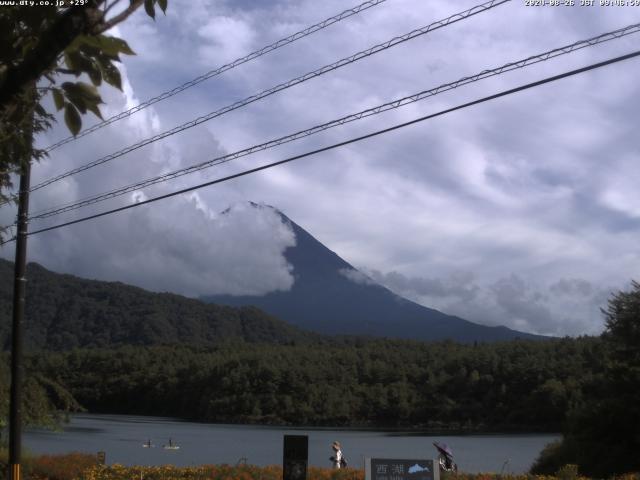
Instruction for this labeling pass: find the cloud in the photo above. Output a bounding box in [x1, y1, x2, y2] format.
[197, 16, 257, 65]
[364, 269, 620, 336]
[549, 278, 594, 297]
[366, 269, 479, 302]
[339, 268, 376, 286]
[2, 0, 639, 337]
[24, 201, 296, 297]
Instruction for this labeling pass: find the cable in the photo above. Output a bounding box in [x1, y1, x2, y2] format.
[42, 0, 389, 153]
[29, 0, 510, 193]
[2, 48, 634, 243]
[27, 22, 640, 221]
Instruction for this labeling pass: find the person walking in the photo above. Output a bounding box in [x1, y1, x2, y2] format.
[331, 441, 346, 469]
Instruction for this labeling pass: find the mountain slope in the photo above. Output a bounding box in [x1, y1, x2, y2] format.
[205, 206, 545, 342]
[0, 259, 317, 351]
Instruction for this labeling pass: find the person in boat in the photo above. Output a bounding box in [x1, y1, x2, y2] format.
[163, 438, 179, 449]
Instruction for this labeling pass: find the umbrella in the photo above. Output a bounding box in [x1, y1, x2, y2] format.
[433, 442, 454, 458]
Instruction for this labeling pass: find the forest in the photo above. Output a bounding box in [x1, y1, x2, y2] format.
[6, 336, 602, 432]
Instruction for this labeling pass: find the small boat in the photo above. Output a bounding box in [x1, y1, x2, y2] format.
[142, 439, 154, 448]
[163, 438, 180, 450]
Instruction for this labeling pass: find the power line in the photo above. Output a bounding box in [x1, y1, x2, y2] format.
[27, 22, 640, 221]
[42, 0, 389, 153]
[2, 48, 634, 244]
[28, 0, 510, 193]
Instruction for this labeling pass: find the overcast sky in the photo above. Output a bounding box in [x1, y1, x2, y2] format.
[2, 0, 640, 336]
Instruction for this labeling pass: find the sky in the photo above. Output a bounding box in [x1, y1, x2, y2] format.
[2, 0, 640, 337]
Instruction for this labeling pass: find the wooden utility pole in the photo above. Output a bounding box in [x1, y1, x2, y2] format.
[8, 159, 31, 480]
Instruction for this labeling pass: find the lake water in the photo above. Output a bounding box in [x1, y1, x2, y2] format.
[24, 414, 559, 474]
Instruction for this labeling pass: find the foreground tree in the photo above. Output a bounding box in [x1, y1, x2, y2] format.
[531, 281, 640, 476]
[0, 4, 168, 473]
[0, 356, 82, 442]
[0, 0, 167, 223]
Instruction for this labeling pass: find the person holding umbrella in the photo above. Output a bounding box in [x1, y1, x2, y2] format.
[433, 442, 457, 472]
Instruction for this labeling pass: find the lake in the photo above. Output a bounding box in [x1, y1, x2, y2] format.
[24, 414, 559, 474]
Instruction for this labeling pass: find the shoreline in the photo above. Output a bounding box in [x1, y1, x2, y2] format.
[70, 412, 561, 436]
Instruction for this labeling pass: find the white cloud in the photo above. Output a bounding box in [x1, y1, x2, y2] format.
[197, 16, 257, 65]
[2, 0, 639, 336]
[26, 201, 295, 297]
[339, 268, 376, 286]
[365, 269, 617, 336]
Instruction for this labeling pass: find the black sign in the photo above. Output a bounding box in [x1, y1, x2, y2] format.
[283, 435, 308, 480]
[96, 451, 106, 465]
[368, 458, 436, 480]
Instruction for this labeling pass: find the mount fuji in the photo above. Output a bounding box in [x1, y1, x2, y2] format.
[204, 204, 545, 343]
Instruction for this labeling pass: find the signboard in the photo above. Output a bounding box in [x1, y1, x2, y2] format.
[96, 451, 106, 465]
[365, 458, 439, 480]
[283, 435, 308, 480]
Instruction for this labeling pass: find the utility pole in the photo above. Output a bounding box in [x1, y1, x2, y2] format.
[8, 158, 31, 480]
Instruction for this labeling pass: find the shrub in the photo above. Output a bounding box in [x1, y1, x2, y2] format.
[29, 452, 97, 480]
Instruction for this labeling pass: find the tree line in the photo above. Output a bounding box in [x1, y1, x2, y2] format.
[14, 336, 603, 432]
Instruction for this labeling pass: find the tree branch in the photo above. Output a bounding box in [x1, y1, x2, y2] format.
[95, 0, 144, 34]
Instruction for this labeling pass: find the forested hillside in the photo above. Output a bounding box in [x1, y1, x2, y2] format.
[0, 259, 317, 350]
[26, 336, 603, 431]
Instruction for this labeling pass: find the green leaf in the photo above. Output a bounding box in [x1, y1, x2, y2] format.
[63, 51, 82, 75]
[86, 59, 102, 87]
[144, 0, 156, 19]
[95, 35, 136, 57]
[61, 81, 101, 102]
[64, 103, 81, 136]
[93, 36, 119, 58]
[93, 53, 113, 72]
[76, 34, 102, 49]
[86, 102, 104, 120]
[100, 63, 122, 91]
[110, 37, 135, 56]
[67, 95, 87, 114]
[66, 35, 83, 52]
[157, 0, 167, 13]
[75, 82, 101, 102]
[62, 82, 104, 117]
[52, 89, 65, 111]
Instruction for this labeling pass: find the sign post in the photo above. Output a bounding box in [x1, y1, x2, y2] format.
[365, 458, 439, 480]
[283, 435, 308, 480]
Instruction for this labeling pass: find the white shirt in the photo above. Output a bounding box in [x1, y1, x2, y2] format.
[333, 449, 342, 469]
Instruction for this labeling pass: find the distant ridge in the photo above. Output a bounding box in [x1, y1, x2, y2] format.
[205, 204, 546, 343]
[0, 258, 317, 351]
